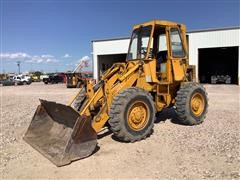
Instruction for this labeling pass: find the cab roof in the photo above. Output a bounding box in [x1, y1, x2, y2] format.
[133, 20, 186, 30]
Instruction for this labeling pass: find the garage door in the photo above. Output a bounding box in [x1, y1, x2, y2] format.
[198, 46, 239, 84]
[97, 53, 127, 80]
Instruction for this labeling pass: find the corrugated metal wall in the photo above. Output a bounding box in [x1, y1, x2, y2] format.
[188, 29, 240, 83]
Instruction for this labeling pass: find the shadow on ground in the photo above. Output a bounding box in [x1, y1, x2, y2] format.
[155, 107, 185, 125]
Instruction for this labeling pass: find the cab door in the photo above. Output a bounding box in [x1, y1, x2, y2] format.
[168, 27, 186, 81]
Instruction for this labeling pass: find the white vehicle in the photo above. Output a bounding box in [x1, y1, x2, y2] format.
[13, 75, 32, 85]
[40, 74, 49, 81]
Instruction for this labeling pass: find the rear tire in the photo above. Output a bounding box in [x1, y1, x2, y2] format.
[175, 82, 208, 125]
[109, 87, 156, 142]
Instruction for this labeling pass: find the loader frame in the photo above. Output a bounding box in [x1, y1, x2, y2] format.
[70, 20, 193, 133]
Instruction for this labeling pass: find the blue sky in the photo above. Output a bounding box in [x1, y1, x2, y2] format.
[0, 0, 239, 73]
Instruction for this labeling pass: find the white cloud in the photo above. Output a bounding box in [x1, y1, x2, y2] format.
[63, 53, 70, 58]
[46, 58, 58, 63]
[41, 54, 54, 58]
[0, 52, 58, 64]
[0, 52, 31, 59]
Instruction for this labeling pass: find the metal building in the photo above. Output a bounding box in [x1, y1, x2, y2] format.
[92, 27, 240, 85]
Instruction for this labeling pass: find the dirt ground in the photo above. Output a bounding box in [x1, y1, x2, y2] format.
[0, 83, 239, 179]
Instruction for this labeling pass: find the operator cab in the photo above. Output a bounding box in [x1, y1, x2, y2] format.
[126, 20, 187, 82]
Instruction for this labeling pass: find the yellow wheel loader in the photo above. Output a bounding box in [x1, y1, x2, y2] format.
[24, 20, 208, 166]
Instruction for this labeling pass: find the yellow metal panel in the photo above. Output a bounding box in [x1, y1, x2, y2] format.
[136, 75, 154, 92]
[143, 63, 152, 82]
[172, 59, 184, 81]
[149, 60, 159, 83]
[92, 103, 109, 132]
[143, 60, 160, 83]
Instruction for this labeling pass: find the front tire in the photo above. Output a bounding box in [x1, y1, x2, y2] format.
[175, 82, 208, 125]
[109, 87, 156, 142]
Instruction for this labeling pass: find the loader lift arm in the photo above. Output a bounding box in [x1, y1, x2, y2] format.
[70, 61, 140, 133]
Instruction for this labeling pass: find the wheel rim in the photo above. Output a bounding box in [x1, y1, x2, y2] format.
[127, 101, 149, 131]
[190, 92, 205, 117]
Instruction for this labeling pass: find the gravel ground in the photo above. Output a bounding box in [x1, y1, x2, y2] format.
[0, 83, 239, 179]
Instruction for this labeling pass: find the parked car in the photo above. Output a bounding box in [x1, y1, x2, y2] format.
[0, 79, 15, 86]
[43, 74, 64, 84]
[13, 75, 32, 85]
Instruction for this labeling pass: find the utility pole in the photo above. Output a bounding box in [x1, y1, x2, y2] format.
[17, 61, 21, 74]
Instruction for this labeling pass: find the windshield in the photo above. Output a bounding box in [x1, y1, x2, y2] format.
[126, 26, 152, 60]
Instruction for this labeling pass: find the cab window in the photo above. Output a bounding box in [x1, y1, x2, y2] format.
[170, 28, 185, 57]
[158, 34, 167, 51]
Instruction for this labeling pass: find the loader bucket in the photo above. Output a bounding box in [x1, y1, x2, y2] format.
[23, 99, 97, 166]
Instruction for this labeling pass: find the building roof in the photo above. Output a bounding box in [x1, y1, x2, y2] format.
[188, 26, 240, 33]
[92, 36, 130, 42]
[92, 26, 240, 42]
